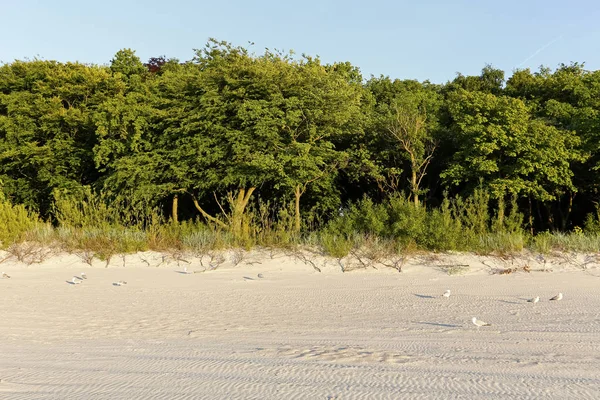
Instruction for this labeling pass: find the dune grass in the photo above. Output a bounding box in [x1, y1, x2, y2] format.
[2, 190, 600, 263]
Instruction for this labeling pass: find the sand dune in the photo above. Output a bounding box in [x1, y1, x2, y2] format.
[1, 249, 599, 399]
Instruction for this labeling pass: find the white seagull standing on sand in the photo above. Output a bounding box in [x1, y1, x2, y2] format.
[472, 317, 491, 329]
[442, 289, 451, 298]
[71, 277, 81, 285]
[1, 272, 10, 279]
[550, 293, 563, 301]
[528, 296, 540, 304]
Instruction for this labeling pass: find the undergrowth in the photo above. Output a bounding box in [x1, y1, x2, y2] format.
[2, 189, 600, 260]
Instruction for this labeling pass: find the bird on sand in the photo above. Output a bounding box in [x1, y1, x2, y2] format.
[472, 317, 491, 329]
[550, 293, 563, 301]
[527, 296, 540, 304]
[1, 272, 10, 279]
[442, 289, 451, 298]
[71, 277, 81, 285]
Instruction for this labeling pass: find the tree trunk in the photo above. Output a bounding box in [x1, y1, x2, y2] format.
[536, 200, 545, 230]
[172, 194, 179, 224]
[229, 187, 256, 238]
[545, 203, 555, 231]
[559, 193, 574, 231]
[190, 188, 256, 235]
[528, 196, 534, 235]
[496, 196, 505, 231]
[411, 168, 419, 207]
[294, 185, 302, 233]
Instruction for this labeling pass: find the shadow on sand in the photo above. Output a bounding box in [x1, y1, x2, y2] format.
[414, 294, 436, 299]
[417, 322, 461, 328]
[498, 300, 521, 305]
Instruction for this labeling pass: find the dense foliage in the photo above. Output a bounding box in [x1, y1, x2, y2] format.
[2, 40, 600, 249]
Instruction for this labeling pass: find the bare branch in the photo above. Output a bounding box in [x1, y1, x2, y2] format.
[189, 192, 228, 229]
[213, 192, 230, 223]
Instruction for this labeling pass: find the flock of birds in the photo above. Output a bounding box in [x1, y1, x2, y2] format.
[65, 272, 127, 286]
[3, 271, 128, 287]
[3, 270, 566, 331]
[441, 289, 564, 329]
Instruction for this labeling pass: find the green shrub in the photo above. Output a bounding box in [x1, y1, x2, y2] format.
[542, 232, 600, 253]
[422, 198, 464, 250]
[387, 194, 427, 243]
[584, 207, 600, 234]
[476, 231, 525, 254]
[0, 199, 41, 248]
[319, 231, 353, 258]
[53, 188, 116, 229]
[452, 187, 490, 236]
[348, 197, 389, 236]
[529, 231, 552, 254]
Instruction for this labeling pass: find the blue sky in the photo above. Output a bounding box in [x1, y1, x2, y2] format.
[1, 0, 598, 83]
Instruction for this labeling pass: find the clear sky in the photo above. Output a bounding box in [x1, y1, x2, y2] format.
[1, 0, 598, 83]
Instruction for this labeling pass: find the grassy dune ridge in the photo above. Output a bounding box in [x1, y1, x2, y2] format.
[3, 190, 600, 266]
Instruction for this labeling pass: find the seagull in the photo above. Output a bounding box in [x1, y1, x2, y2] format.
[81, 272, 87, 280]
[527, 296, 540, 304]
[71, 277, 81, 285]
[112, 280, 127, 286]
[472, 317, 491, 329]
[1, 272, 10, 279]
[442, 289, 451, 298]
[550, 293, 563, 301]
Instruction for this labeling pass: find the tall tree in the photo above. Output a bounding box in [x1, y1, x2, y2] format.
[442, 88, 584, 227]
[94, 50, 185, 221]
[0, 60, 118, 214]
[365, 77, 441, 206]
[506, 63, 595, 228]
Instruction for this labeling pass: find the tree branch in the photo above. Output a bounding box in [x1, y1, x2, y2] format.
[189, 192, 228, 229]
[213, 192, 231, 223]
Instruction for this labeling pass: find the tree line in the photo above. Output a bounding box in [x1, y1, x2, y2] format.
[1, 39, 599, 235]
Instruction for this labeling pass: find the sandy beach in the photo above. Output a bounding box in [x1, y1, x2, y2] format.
[1, 249, 600, 399]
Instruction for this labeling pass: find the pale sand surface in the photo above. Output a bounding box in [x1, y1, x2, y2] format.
[1, 250, 600, 399]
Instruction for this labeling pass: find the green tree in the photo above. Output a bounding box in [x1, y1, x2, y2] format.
[506, 64, 595, 228]
[364, 77, 441, 206]
[95, 41, 364, 234]
[0, 60, 118, 214]
[448, 65, 505, 95]
[110, 49, 147, 77]
[442, 89, 584, 227]
[274, 58, 363, 231]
